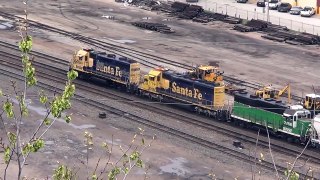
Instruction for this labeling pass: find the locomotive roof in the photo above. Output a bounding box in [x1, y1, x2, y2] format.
[283, 109, 298, 116]
[306, 94, 320, 98]
[92, 51, 138, 64]
[77, 50, 88, 57]
[197, 65, 219, 71]
[235, 92, 288, 107]
[283, 109, 311, 116]
[162, 70, 221, 87]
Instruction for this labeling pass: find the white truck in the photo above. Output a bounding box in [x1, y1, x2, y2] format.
[268, 0, 280, 10]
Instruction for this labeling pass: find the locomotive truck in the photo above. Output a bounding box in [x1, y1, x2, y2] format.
[70, 48, 320, 148]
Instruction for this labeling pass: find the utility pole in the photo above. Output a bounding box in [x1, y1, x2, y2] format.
[264, 0, 270, 22]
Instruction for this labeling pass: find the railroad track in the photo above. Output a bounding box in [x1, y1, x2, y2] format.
[0, 56, 313, 180]
[0, 45, 318, 178]
[0, 11, 302, 101]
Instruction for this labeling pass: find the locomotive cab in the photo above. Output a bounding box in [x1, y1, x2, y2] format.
[71, 49, 94, 72]
[283, 109, 312, 128]
[303, 94, 320, 111]
[188, 65, 223, 83]
[141, 69, 162, 92]
[312, 115, 320, 147]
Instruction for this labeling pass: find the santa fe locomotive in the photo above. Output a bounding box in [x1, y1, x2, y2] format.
[70, 48, 320, 148]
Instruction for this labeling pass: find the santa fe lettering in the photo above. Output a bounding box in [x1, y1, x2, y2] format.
[171, 82, 202, 100]
[97, 63, 122, 77]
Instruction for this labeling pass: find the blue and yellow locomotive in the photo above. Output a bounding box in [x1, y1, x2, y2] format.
[139, 67, 227, 118]
[71, 48, 228, 118]
[71, 48, 140, 91]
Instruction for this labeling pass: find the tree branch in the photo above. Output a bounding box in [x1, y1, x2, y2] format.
[265, 122, 279, 178]
[285, 138, 310, 180]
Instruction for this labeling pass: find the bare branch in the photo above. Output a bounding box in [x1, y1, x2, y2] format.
[252, 129, 260, 180]
[285, 138, 310, 180]
[98, 135, 114, 179]
[265, 122, 279, 178]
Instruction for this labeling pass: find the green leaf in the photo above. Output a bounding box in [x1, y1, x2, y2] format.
[136, 159, 143, 168]
[7, 132, 17, 146]
[40, 94, 48, 104]
[92, 174, 97, 180]
[32, 139, 45, 152]
[129, 151, 140, 161]
[124, 167, 129, 174]
[0, 89, 3, 96]
[19, 97, 28, 117]
[19, 36, 33, 53]
[53, 165, 75, 180]
[44, 118, 51, 126]
[67, 70, 78, 81]
[108, 167, 121, 180]
[3, 101, 14, 119]
[4, 147, 10, 164]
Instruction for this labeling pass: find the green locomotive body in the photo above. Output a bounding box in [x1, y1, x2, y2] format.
[232, 97, 313, 141]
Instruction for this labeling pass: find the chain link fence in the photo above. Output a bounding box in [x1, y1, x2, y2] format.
[200, 2, 320, 35]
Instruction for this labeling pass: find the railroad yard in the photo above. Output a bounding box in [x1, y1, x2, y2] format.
[0, 0, 320, 179]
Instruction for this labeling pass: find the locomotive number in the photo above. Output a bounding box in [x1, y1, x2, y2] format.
[283, 127, 292, 133]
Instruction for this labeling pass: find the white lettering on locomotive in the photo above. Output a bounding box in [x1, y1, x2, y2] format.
[171, 82, 203, 100]
[283, 127, 292, 133]
[96, 61, 122, 77]
[284, 121, 293, 127]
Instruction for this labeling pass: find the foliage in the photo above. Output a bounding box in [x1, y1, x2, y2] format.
[0, 1, 153, 179]
[52, 128, 155, 180]
[53, 164, 77, 180]
[0, 0, 77, 179]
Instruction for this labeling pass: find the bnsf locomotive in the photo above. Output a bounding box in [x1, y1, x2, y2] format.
[70, 48, 320, 148]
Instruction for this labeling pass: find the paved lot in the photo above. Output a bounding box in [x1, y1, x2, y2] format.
[178, 0, 320, 34]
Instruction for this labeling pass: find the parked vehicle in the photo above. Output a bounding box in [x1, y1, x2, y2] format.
[300, 7, 316, 17]
[289, 6, 303, 15]
[268, 0, 280, 10]
[277, 3, 292, 12]
[256, 0, 265, 7]
[236, 0, 248, 3]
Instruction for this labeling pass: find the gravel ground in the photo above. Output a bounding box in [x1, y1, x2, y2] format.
[0, 70, 276, 179]
[0, 0, 320, 179]
[0, 0, 319, 94]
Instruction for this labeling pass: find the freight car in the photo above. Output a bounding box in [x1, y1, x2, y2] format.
[70, 48, 320, 147]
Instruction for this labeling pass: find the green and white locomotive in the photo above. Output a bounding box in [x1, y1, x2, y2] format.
[231, 91, 320, 147]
